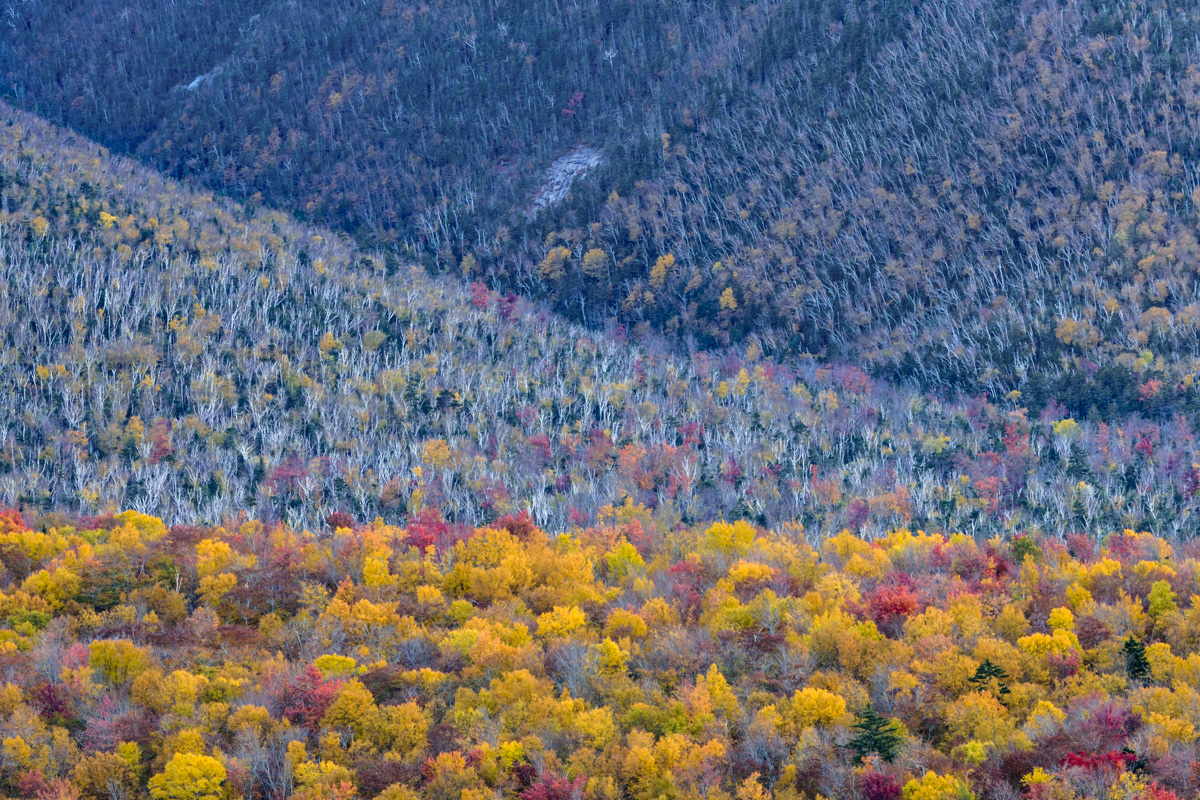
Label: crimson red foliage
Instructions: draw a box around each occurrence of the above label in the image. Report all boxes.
[281,665,343,728]
[470,282,489,309]
[857,583,919,638]
[1047,649,1081,678]
[405,508,450,551]
[496,510,538,540]
[31,683,72,724]
[326,510,357,531]
[521,775,586,800]
[1063,750,1135,770]
[861,771,901,800]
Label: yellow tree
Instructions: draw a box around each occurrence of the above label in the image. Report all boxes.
[148,753,226,800]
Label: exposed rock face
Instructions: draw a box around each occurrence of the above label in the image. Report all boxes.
[184,66,224,91]
[179,14,260,92]
[532,146,601,214]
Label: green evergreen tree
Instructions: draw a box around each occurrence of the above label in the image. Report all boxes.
[846,703,902,764]
[1123,635,1150,683]
[968,658,1011,696]
[1067,445,1092,480]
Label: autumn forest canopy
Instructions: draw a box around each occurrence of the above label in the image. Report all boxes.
[4,0,1200,798]
[0,509,1194,800]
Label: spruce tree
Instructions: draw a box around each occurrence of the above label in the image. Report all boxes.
[968,659,1011,696]
[846,703,902,764]
[1123,635,1150,683]
[1068,445,1092,480]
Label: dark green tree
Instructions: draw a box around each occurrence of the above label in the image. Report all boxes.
[968,659,1011,696]
[1123,635,1150,683]
[846,703,902,764]
[1011,536,1040,564]
[1067,445,1093,480]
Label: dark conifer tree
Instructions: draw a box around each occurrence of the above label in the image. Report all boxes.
[1123,636,1150,684]
[846,703,902,764]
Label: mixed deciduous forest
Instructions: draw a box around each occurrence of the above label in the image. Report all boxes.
[4,1,1200,799]
[0,510,1194,800]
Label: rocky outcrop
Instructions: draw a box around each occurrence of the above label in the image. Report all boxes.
[532,146,601,214]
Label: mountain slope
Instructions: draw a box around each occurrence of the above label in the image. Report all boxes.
[3,101,1200,542]
[8,0,1200,400]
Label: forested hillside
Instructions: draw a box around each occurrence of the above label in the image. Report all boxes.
[0,510,1193,800]
[5,100,1200,542]
[5,4,1200,799]
[9,0,1200,398]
